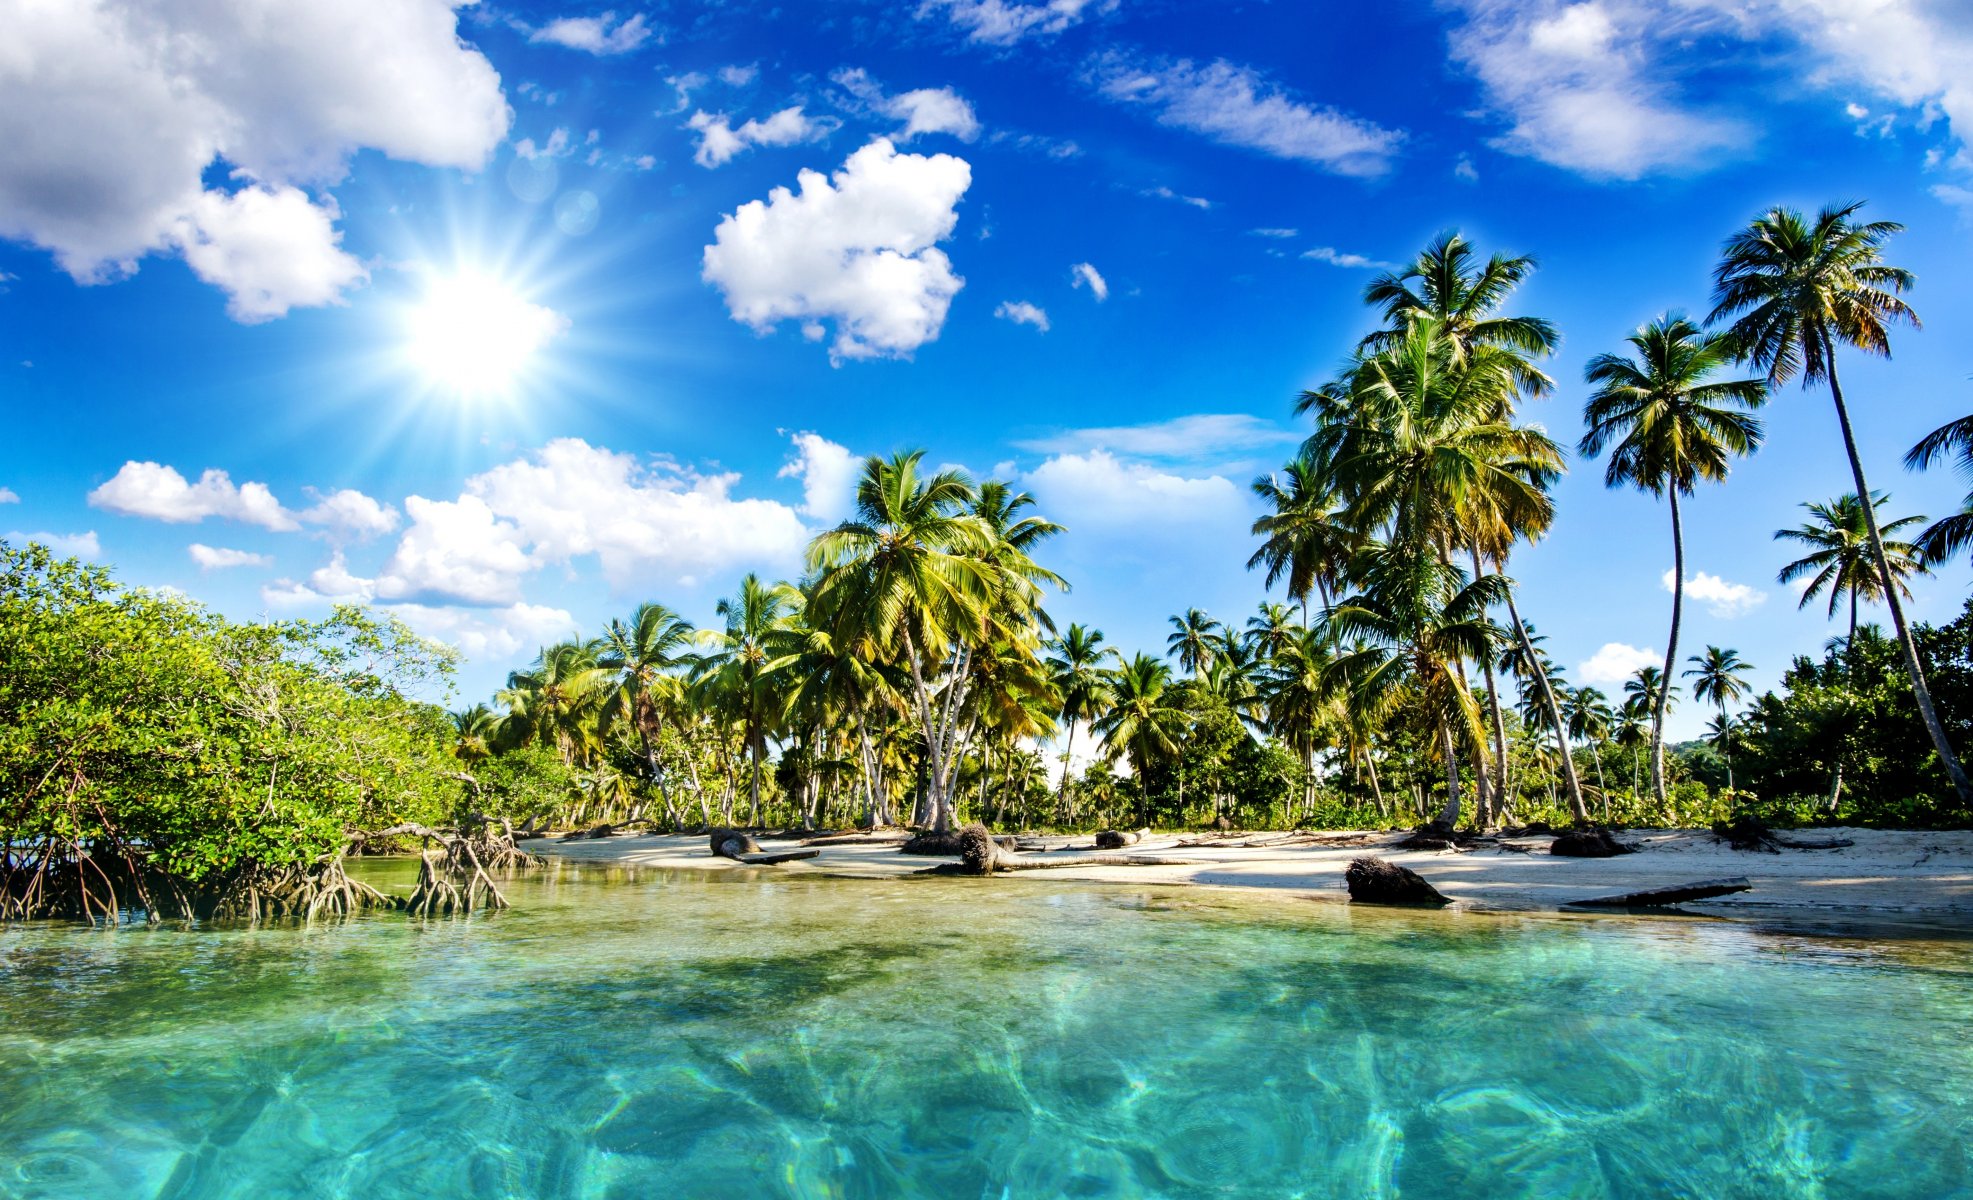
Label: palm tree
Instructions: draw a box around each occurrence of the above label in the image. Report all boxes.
[1092,653,1185,824]
[1580,314,1766,809]
[699,573,802,825]
[1906,406,1973,567]
[594,602,697,806]
[1262,627,1342,821]
[1244,602,1300,658]
[1710,201,1971,804]
[496,640,611,765]
[1043,623,1116,821]
[1684,646,1753,791]
[1248,457,1354,618]
[1775,493,1928,659]
[1166,608,1221,677]
[1613,699,1650,797]
[807,452,997,831]
[1358,229,1559,399]
[450,705,499,764]
[1564,686,1614,800]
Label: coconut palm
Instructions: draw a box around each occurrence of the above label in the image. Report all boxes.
[1357,230,1559,399]
[1684,646,1753,791]
[1092,653,1186,823]
[807,452,997,831]
[1906,405,1973,567]
[1166,608,1222,677]
[1613,700,1650,797]
[1261,626,1342,820]
[1248,456,1354,618]
[1564,686,1614,799]
[1775,493,1929,656]
[1244,602,1300,658]
[698,573,803,825]
[450,705,499,764]
[1710,201,1970,803]
[594,602,697,798]
[496,640,612,765]
[1044,623,1117,821]
[1580,313,1766,808]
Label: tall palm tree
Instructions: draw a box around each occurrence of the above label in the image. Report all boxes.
[594,602,697,800]
[496,640,611,765]
[1903,409,1973,567]
[1775,493,1928,657]
[699,573,802,824]
[1580,313,1766,808]
[1043,623,1116,820]
[1358,229,1559,399]
[1166,608,1222,677]
[1684,646,1753,791]
[1564,686,1614,800]
[1244,602,1300,658]
[807,452,997,831]
[1262,627,1342,820]
[1248,456,1354,618]
[1613,699,1650,797]
[1710,201,1971,804]
[1092,653,1185,824]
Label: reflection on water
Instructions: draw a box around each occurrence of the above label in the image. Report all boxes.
[1,862,1969,1199]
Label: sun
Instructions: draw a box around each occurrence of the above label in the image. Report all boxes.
[404,270,568,396]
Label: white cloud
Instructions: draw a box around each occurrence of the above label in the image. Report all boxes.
[832,70,982,142]
[0,0,507,318]
[779,432,861,523]
[373,495,533,606]
[5,530,100,559]
[170,186,366,323]
[1016,414,1297,459]
[89,462,299,531]
[384,602,581,661]
[1662,567,1768,618]
[1021,451,1250,553]
[701,138,972,363]
[300,488,400,541]
[188,543,272,570]
[687,106,836,168]
[1578,641,1662,685]
[719,64,760,87]
[1445,0,1749,179]
[994,300,1050,331]
[528,12,654,55]
[1250,227,1299,239]
[515,128,574,160]
[261,551,376,607]
[919,0,1106,44]
[1070,261,1108,301]
[0,487,17,504]
[1303,246,1399,269]
[1142,185,1212,209]
[1454,154,1480,181]
[1088,51,1402,175]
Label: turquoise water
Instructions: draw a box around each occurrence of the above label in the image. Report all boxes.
[2,862,1970,1199]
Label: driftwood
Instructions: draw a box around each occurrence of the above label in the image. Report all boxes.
[1345,856,1450,906]
[1714,817,1854,853]
[559,823,618,843]
[1569,877,1753,908]
[899,829,1017,856]
[708,829,818,866]
[1550,829,1635,857]
[801,832,913,846]
[919,825,1194,875]
[1094,828,1149,850]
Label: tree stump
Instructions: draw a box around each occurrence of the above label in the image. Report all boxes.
[709,829,763,860]
[1344,856,1451,906]
[1550,829,1635,857]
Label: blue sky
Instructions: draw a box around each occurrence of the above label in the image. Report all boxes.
[3,0,1972,738]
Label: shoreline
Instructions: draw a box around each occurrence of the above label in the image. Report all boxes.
[527,825,1973,926]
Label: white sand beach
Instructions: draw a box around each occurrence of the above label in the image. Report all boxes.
[529,826,1973,921]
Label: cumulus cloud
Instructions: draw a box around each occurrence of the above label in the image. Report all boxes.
[1578,641,1662,685]
[381,602,581,661]
[833,69,982,142]
[5,530,101,559]
[994,300,1050,331]
[719,64,760,87]
[779,432,861,523]
[528,11,654,55]
[0,0,507,317]
[1662,567,1767,618]
[702,138,972,363]
[0,487,17,504]
[687,106,836,168]
[188,543,272,570]
[1021,451,1250,556]
[1087,50,1402,175]
[374,495,533,605]
[1303,246,1399,269]
[1016,414,1297,459]
[1070,261,1108,300]
[300,488,400,541]
[1445,0,1748,179]
[89,463,299,531]
[919,0,1107,45]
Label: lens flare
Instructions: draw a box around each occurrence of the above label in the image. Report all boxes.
[404,271,569,396]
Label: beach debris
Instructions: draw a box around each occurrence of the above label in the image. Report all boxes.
[1344,856,1451,906]
[1569,877,1753,908]
[1712,817,1854,853]
[916,825,1195,876]
[559,823,618,843]
[707,828,820,866]
[900,829,1016,856]
[1094,828,1149,849]
[1497,821,1554,838]
[801,831,912,846]
[1550,829,1636,857]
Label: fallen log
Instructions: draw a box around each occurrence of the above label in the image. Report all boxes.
[1776,836,1855,851]
[738,849,820,866]
[1551,829,1635,857]
[1344,856,1450,906]
[924,825,1193,875]
[800,832,913,846]
[1568,877,1753,908]
[1094,828,1149,849]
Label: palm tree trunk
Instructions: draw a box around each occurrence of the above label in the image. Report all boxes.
[1364,743,1386,817]
[1654,487,1685,814]
[1503,586,1591,823]
[1435,721,1462,828]
[1471,549,1514,828]
[1823,348,1973,805]
[1057,715,1078,822]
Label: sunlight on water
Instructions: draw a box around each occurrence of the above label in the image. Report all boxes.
[2,863,1969,1199]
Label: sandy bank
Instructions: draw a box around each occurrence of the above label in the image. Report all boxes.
[527,826,1973,921]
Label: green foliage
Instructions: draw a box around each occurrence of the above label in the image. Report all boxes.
[0,543,460,916]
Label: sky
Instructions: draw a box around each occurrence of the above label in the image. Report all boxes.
[3,0,1972,740]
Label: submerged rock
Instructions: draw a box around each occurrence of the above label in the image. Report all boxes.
[708,829,762,858]
[1549,829,1635,858]
[1345,856,1451,906]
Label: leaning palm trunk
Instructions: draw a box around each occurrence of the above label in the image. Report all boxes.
[1471,548,1515,821]
[1435,721,1462,828]
[1503,584,1592,823]
[901,633,975,831]
[1654,488,1685,814]
[1823,349,1973,805]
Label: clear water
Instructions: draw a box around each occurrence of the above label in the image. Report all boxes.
[2,862,1970,1199]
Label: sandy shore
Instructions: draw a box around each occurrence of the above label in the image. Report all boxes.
[527,826,1973,922]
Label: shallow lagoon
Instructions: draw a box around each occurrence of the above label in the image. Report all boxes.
[2,861,1970,1199]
